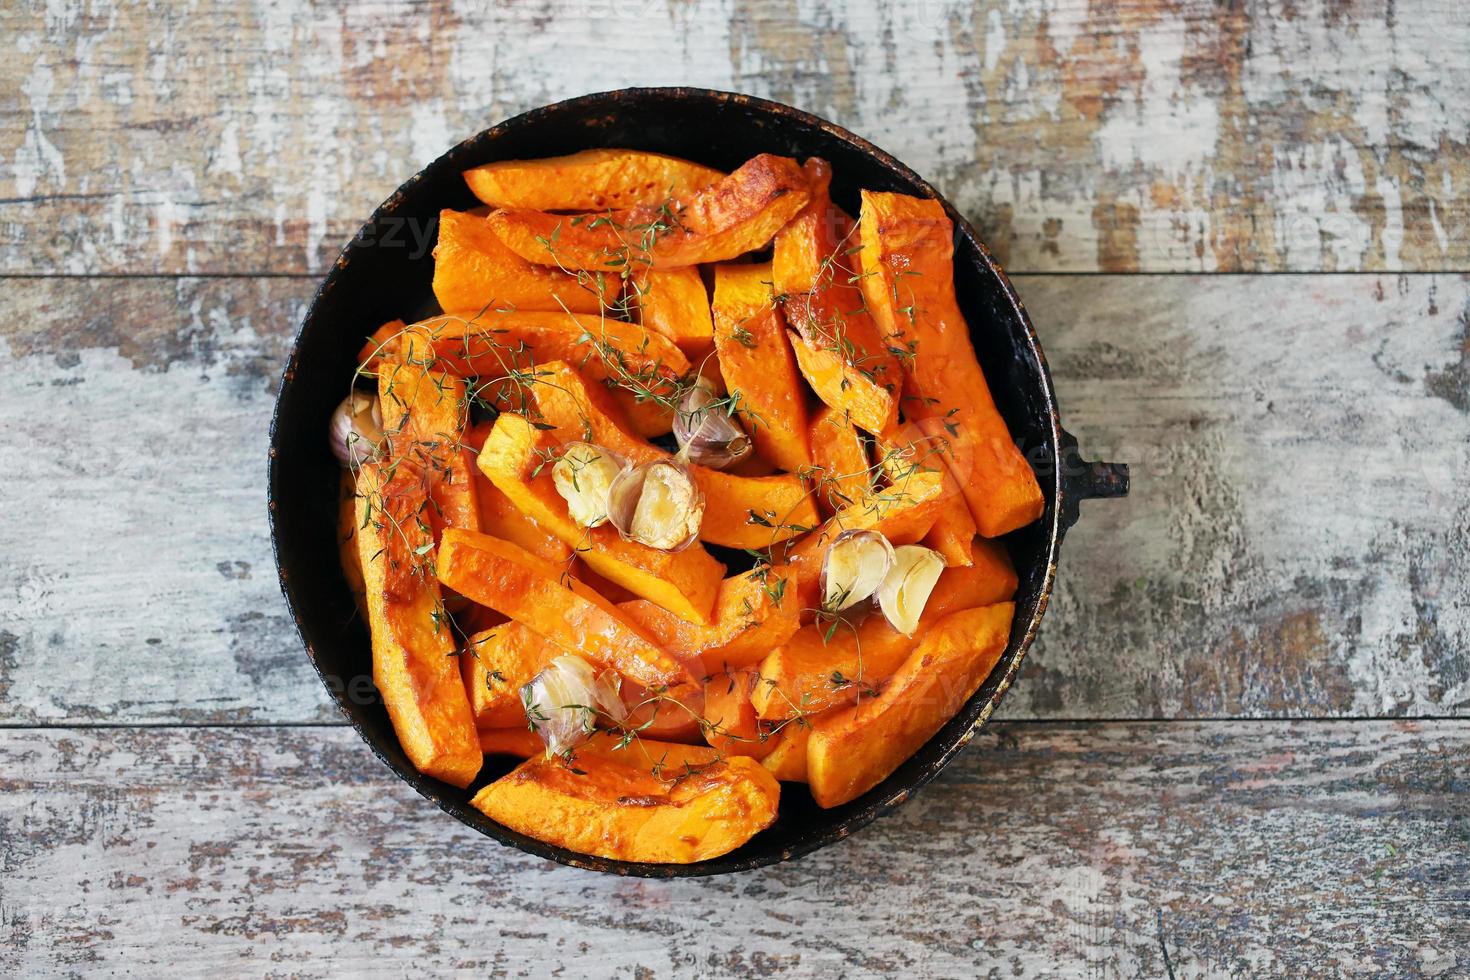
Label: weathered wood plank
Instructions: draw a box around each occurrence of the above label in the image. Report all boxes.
[1010,271,1470,720]
[1,274,1465,723]
[2,0,1467,275]
[0,721,1464,977]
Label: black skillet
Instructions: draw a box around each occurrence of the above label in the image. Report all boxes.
[268,88,1129,877]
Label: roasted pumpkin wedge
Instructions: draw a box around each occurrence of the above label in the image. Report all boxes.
[619,564,799,676]
[877,419,978,566]
[702,670,778,760]
[387,310,686,438]
[486,153,811,271]
[922,498,980,566]
[773,159,900,436]
[337,469,367,619]
[463,148,723,211]
[376,355,480,537]
[460,622,558,729]
[355,463,481,788]
[465,422,572,565]
[478,413,725,625]
[472,754,780,864]
[618,680,708,744]
[712,263,812,473]
[436,528,696,697]
[751,541,1018,721]
[633,265,716,364]
[530,361,820,550]
[760,721,813,783]
[358,317,406,370]
[807,406,873,516]
[477,727,721,777]
[432,209,614,315]
[857,191,1044,537]
[807,602,1015,808]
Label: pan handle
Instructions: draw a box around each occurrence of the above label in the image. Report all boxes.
[1057,427,1129,533]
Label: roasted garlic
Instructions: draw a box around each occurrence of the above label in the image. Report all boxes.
[819,528,895,613]
[521,654,628,758]
[607,459,705,551]
[552,442,625,529]
[328,390,384,468]
[876,544,946,635]
[672,378,753,470]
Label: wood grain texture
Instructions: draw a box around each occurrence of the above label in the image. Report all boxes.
[2,0,1468,275]
[2,274,1465,724]
[0,722,1464,977]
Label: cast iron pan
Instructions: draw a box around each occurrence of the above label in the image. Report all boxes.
[268,88,1129,877]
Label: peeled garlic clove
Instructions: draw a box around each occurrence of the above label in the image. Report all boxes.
[329,390,384,468]
[552,442,625,529]
[521,654,627,758]
[876,545,946,636]
[672,378,752,470]
[607,459,705,551]
[819,529,896,613]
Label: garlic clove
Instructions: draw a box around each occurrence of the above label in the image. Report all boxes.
[819,529,896,613]
[521,654,628,758]
[329,390,384,468]
[607,459,705,551]
[552,442,625,529]
[876,545,946,636]
[672,377,753,470]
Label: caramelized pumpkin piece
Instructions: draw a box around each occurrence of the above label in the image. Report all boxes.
[751,542,1018,721]
[877,419,978,566]
[393,310,687,438]
[487,153,811,271]
[712,263,812,473]
[465,423,572,565]
[703,670,778,760]
[337,469,367,619]
[807,602,1015,808]
[857,191,1044,537]
[634,265,716,364]
[468,566,803,728]
[355,464,481,788]
[618,681,708,744]
[460,623,557,729]
[376,355,480,537]
[477,727,720,778]
[358,317,406,370]
[436,528,696,697]
[478,413,725,625]
[774,159,900,436]
[432,209,613,315]
[531,361,820,550]
[760,721,812,783]
[472,753,779,864]
[463,148,723,211]
[620,565,799,676]
[807,406,873,516]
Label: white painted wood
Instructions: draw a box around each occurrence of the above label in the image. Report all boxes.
[0,722,1464,977]
[2,0,1467,274]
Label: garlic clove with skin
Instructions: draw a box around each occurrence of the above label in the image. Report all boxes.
[876,545,947,636]
[521,654,628,759]
[552,442,625,529]
[607,459,705,551]
[819,529,896,613]
[672,378,753,470]
[329,390,384,468]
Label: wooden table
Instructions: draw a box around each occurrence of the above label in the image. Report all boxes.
[3,2,1466,975]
